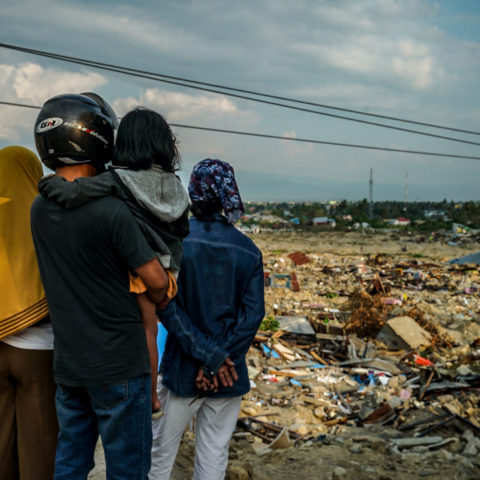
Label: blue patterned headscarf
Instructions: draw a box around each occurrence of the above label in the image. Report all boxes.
[188,159,244,224]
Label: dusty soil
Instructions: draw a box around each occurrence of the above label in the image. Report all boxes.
[89,230,480,480]
[171,428,479,480]
[251,230,479,261]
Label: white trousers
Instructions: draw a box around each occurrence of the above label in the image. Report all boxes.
[150,377,242,480]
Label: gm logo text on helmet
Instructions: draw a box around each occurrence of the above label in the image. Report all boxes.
[35,117,64,133]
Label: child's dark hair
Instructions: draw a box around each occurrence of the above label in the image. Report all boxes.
[113,107,180,172]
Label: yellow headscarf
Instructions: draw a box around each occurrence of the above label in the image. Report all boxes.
[0,146,49,338]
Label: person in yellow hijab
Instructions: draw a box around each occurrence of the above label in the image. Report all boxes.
[0,146,58,480]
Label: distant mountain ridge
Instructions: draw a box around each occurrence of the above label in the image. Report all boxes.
[234,170,479,202]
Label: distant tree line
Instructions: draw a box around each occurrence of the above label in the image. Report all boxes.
[243,200,480,230]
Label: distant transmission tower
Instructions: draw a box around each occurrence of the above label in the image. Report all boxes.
[369,168,373,218]
[405,170,409,203]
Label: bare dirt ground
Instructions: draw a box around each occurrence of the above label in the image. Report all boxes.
[89,230,480,480]
[251,229,479,261]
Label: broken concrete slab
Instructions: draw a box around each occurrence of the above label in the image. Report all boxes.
[376,316,432,350]
[276,316,315,335]
[391,436,444,449]
[268,425,293,449]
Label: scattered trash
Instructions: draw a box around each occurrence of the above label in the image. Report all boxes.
[288,251,310,266]
[236,240,480,470]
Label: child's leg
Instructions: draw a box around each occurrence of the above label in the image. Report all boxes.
[136,292,161,413]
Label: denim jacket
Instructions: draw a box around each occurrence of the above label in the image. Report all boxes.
[159,214,265,397]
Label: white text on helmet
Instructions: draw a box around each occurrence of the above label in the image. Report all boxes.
[63,121,109,145]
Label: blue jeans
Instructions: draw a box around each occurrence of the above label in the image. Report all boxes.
[54,374,152,480]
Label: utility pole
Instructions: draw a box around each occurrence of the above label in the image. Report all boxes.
[369,168,373,218]
[405,170,409,203]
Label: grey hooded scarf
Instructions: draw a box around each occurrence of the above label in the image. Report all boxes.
[38,166,190,273]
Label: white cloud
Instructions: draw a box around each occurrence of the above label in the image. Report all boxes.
[283,130,297,139]
[391,40,436,89]
[8,62,106,104]
[282,130,314,156]
[112,87,260,159]
[0,62,106,140]
[295,34,439,90]
[114,88,245,120]
[294,82,403,111]
[2,1,210,65]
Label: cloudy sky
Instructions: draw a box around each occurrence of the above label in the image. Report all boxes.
[1,0,480,201]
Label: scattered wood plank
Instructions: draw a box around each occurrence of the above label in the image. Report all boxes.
[418,370,435,401]
[272,342,296,361]
[309,350,329,365]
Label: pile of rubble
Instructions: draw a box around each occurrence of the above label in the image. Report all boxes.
[231,248,480,478]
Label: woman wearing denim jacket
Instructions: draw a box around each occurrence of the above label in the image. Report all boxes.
[151,159,265,480]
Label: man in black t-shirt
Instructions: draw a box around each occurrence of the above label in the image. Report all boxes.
[31,94,168,480]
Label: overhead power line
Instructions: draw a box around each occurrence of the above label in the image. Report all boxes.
[1,101,40,110]
[3,43,478,136]
[3,100,480,161]
[2,43,480,147]
[2,43,478,136]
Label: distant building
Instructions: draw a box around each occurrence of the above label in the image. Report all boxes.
[387,217,411,226]
[238,224,260,234]
[353,222,370,230]
[424,210,446,219]
[312,217,336,227]
[312,216,328,225]
[452,223,468,234]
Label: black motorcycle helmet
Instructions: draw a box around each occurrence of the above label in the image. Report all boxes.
[34,93,118,171]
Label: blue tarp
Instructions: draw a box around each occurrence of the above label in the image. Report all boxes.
[449,251,480,265]
[157,323,168,368]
